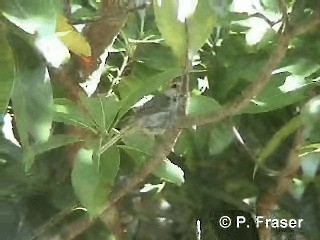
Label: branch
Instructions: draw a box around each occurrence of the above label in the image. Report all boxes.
[31,214,92,240]
[104,127,181,212]
[257,127,305,240]
[183,31,291,127]
[49,0,127,100]
[291,11,320,36]
[183,11,320,129]
[32,126,182,240]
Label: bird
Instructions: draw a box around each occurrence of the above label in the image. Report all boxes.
[131,83,180,135]
[100,81,181,154]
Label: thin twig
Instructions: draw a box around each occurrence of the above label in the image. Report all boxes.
[278,0,288,31]
[107,54,129,96]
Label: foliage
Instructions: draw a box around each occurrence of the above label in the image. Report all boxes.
[0,0,320,239]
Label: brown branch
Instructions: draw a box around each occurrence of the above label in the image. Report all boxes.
[84,2,126,62]
[257,127,305,240]
[183,11,320,129]
[291,12,320,36]
[32,214,92,240]
[32,126,182,240]
[50,1,127,96]
[183,31,292,127]
[103,126,182,212]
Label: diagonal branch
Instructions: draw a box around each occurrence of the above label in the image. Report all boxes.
[32,123,182,240]
[182,34,291,128]
[183,12,320,129]
[185,33,291,127]
[103,126,182,213]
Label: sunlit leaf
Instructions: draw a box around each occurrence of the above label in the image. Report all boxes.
[99,145,120,186]
[187,95,221,116]
[72,146,120,218]
[56,14,92,57]
[118,68,181,117]
[154,0,217,64]
[154,158,185,186]
[273,59,320,78]
[243,74,314,113]
[122,131,155,155]
[31,134,83,155]
[79,94,121,133]
[187,0,216,56]
[153,0,187,63]
[1,0,61,37]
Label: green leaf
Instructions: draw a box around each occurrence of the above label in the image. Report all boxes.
[72,146,120,218]
[0,28,15,114]
[154,0,217,64]
[53,98,97,133]
[1,0,61,37]
[187,95,221,116]
[136,44,180,71]
[253,115,301,177]
[32,134,82,155]
[243,74,313,113]
[153,0,187,63]
[118,68,181,117]
[0,138,24,198]
[10,34,53,147]
[300,143,320,156]
[99,145,120,186]
[119,145,149,166]
[23,134,82,171]
[153,158,185,186]
[187,0,216,55]
[79,94,121,133]
[209,123,234,155]
[122,132,155,156]
[273,59,320,78]
[22,146,36,172]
